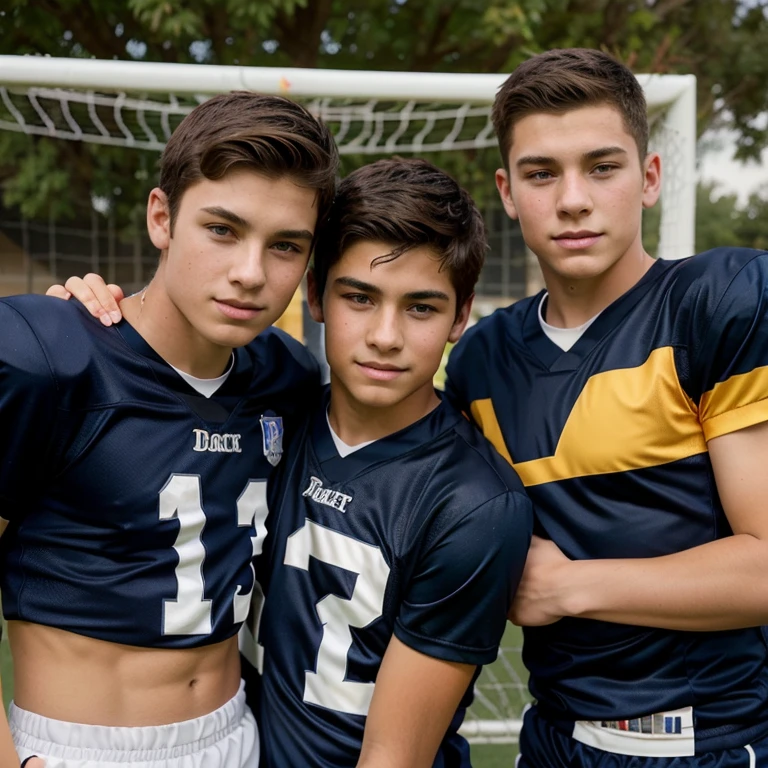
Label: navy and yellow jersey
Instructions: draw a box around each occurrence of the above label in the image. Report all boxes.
[445,247,768,751]
[0,294,318,649]
[251,390,533,767]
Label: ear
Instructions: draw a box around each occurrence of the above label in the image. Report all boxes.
[495,167,519,221]
[306,270,324,323]
[448,294,474,344]
[146,188,171,252]
[641,152,662,209]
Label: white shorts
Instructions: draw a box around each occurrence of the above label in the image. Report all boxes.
[11,681,259,768]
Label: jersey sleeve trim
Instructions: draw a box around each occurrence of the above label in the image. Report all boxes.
[393,620,499,666]
[700,366,768,441]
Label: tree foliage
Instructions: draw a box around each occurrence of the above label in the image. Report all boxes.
[1,0,768,223]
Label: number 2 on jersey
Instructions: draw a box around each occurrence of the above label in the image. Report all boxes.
[158,474,268,636]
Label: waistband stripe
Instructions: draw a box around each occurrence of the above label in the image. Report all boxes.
[572,707,694,758]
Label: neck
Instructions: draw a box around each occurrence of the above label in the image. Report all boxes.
[327,380,440,445]
[543,248,655,328]
[120,282,233,379]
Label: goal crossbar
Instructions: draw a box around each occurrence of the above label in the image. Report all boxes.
[0,54,695,107]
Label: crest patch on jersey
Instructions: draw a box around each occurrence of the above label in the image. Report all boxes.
[260,414,284,466]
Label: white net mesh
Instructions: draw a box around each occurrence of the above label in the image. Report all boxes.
[0,87,497,155]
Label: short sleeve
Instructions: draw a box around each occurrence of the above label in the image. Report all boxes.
[678,250,768,441]
[0,301,59,521]
[394,490,532,666]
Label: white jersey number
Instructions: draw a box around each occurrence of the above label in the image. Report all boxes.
[284,520,390,716]
[159,474,268,636]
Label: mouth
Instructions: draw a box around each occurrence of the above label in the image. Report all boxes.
[553,231,603,250]
[356,361,407,381]
[214,299,265,321]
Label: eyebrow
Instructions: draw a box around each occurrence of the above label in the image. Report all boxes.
[334,276,450,301]
[201,206,249,228]
[201,207,313,240]
[516,146,628,168]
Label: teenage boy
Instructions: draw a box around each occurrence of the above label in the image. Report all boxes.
[445,48,768,766]
[255,158,532,767]
[58,158,534,768]
[0,90,337,768]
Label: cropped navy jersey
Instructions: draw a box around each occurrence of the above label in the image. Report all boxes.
[445,247,768,752]
[251,391,532,767]
[0,295,318,649]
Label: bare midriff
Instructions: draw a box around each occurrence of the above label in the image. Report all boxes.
[8,621,242,726]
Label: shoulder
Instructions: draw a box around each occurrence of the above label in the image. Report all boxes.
[245,327,320,391]
[433,404,532,519]
[453,295,536,359]
[0,296,103,378]
[667,247,768,307]
[446,296,538,399]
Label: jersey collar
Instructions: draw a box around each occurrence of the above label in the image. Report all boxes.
[310,386,463,481]
[522,258,674,372]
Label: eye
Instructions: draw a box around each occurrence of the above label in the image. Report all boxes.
[528,170,554,181]
[410,304,437,316]
[272,241,303,254]
[593,163,616,175]
[344,293,372,306]
[208,224,232,237]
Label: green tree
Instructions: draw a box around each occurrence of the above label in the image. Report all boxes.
[734,183,768,251]
[695,180,742,253]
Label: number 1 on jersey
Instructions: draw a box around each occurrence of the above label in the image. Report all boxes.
[159,474,212,635]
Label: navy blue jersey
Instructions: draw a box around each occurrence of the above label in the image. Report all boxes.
[445,247,768,752]
[0,295,318,649]
[252,391,532,767]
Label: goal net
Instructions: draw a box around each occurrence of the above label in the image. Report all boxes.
[0,55,697,743]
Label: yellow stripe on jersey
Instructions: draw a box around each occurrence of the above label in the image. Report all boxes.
[700,365,768,441]
[470,399,514,465]
[471,347,707,487]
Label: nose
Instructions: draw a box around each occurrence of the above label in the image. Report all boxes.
[366,305,404,352]
[557,171,593,218]
[228,244,267,290]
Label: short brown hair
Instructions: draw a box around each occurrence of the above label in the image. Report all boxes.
[492,48,649,166]
[312,158,487,313]
[159,91,338,233]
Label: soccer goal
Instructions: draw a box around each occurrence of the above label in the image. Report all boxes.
[0,54,697,743]
[0,54,696,264]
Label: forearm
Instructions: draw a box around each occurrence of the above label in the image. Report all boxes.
[562,533,768,630]
[357,638,473,768]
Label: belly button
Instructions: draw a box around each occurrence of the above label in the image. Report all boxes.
[189,678,198,689]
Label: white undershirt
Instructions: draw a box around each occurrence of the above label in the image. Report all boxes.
[326,409,377,457]
[538,293,602,352]
[170,354,235,398]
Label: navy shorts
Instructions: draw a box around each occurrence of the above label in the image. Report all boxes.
[518,706,768,768]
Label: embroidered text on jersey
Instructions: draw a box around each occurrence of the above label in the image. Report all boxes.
[302,476,353,512]
[192,429,242,453]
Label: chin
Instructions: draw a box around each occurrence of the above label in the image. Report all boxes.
[208,325,268,349]
[552,255,618,281]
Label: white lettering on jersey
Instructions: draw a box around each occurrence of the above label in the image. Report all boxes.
[302,476,353,513]
[192,429,242,453]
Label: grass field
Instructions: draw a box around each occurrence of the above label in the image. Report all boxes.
[0,621,525,767]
